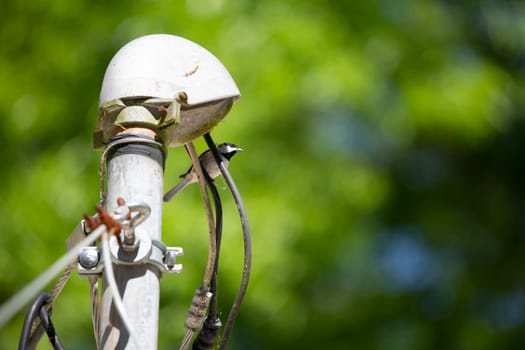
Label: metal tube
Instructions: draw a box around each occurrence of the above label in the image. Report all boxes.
[98,140,165,350]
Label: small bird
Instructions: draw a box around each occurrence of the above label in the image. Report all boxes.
[164,143,242,202]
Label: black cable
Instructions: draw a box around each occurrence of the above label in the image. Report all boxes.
[204,175,222,319]
[192,154,223,350]
[203,133,252,350]
[38,303,64,350]
[18,292,64,350]
[19,293,48,350]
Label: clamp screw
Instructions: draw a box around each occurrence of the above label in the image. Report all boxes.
[164,250,177,268]
[79,248,99,269]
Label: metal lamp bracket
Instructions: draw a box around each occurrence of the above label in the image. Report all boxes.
[94,97,181,147]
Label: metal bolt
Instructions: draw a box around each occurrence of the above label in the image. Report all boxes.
[178,91,188,103]
[79,248,99,269]
[164,250,177,268]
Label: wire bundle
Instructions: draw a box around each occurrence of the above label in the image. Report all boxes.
[179,133,252,350]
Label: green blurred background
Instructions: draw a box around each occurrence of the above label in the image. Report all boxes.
[1,0,525,349]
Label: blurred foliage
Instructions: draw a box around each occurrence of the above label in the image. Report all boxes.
[1,0,525,349]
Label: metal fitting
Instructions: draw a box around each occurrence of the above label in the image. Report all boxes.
[94,98,181,147]
[118,201,151,250]
[78,247,101,270]
[164,249,179,268]
[77,200,183,276]
[77,233,183,276]
[185,287,213,331]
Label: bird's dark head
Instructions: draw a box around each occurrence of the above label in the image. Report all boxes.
[217,143,242,160]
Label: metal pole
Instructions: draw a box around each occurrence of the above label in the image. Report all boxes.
[98,138,165,349]
[93,34,242,350]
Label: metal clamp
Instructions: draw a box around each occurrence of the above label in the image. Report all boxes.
[78,236,183,276]
[77,201,183,276]
[94,97,181,148]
